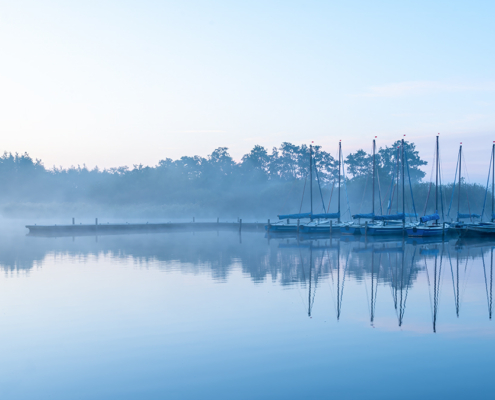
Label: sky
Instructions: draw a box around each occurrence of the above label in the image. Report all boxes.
[0,0,494,182]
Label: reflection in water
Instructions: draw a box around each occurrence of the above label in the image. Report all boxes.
[481,248,493,319]
[272,234,494,332]
[3,230,495,333]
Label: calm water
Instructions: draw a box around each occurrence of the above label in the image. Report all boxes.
[0,228,494,399]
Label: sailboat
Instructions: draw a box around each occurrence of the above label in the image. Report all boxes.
[266,144,316,232]
[341,137,379,235]
[461,142,495,237]
[407,135,445,237]
[448,143,481,235]
[300,141,346,234]
[364,138,418,236]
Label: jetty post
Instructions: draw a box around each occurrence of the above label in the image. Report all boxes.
[365,221,368,237]
[330,220,333,236]
[267,219,271,231]
[95,218,98,225]
[239,219,242,232]
[72,218,75,225]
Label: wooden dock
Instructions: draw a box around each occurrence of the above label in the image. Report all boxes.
[26,221,265,237]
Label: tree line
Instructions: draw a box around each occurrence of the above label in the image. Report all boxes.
[0,141,489,220]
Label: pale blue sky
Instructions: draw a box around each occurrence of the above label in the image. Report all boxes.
[0,0,494,181]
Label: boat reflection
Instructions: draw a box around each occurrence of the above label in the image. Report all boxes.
[2,230,494,333]
[273,234,494,332]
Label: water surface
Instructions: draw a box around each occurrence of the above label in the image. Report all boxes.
[0,229,493,399]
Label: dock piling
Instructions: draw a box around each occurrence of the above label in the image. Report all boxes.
[72,218,75,225]
[239,219,242,232]
[330,220,333,236]
[365,221,368,237]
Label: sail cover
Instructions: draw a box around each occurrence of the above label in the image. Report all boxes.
[420,213,440,223]
[312,212,340,219]
[458,213,481,219]
[352,213,374,219]
[278,213,312,220]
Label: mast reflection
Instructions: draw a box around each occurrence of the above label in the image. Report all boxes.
[4,230,495,331]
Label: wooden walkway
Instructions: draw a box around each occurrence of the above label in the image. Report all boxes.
[26,221,265,237]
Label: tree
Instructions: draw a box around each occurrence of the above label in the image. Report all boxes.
[345,140,427,184]
[345,149,372,178]
[241,145,269,173]
[378,140,426,184]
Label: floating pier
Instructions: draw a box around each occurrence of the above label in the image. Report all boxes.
[26,219,263,237]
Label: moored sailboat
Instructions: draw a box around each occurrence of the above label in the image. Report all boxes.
[300,141,346,234]
[362,138,418,236]
[266,144,316,232]
[448,143,483,236]
[407,134,445,237]
[341,137,379,235]
[461,141,495,238]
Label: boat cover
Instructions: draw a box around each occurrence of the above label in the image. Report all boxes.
[278,213,312,220]
[352,213,416,220]
[312,212,340,219]
[420,213,440,223]
[458,213,481,219]
[352,213,374,219]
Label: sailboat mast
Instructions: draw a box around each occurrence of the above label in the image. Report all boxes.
[457,144,462,222]
[338,141,341,223]
[435,135,439,223]
[310,144,313,218]
[402,139,405,217]
[372,139,376,219]
[396,146,400,214]
[492,142,494,222]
